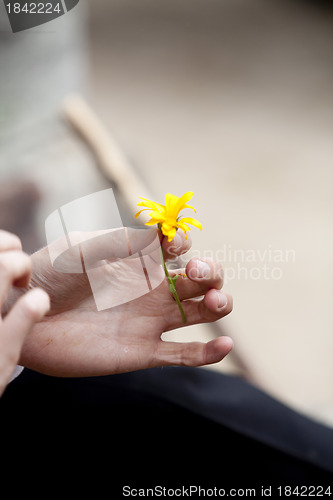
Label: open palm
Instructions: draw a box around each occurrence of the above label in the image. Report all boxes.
[18,228,233,377]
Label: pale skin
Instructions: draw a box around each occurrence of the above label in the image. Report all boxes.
[0,230,50,396]
[1,227,233,383]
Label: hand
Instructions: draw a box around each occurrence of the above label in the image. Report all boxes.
[6,228,233,377]
[0,230,50,396]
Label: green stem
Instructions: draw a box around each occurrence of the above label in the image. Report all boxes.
[160,246,187,324]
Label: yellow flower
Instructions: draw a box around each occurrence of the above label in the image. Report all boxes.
[135,191,203,242]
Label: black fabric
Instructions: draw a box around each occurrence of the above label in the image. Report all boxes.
[1,367,332,495]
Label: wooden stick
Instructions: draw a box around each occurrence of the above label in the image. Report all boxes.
[62,94,152,219]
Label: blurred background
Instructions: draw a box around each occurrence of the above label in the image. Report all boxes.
[0,0,332,426]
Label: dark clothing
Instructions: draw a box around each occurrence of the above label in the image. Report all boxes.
[1,366,332,495]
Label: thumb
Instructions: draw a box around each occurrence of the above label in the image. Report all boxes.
[154,336,233,368]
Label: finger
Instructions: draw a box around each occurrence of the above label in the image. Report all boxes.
[164,288,233,332]
[161,230,192,261]
[0,251,32,309]
[50,227,189,274]
[172,258,224,301]
[0,288,50,393]
[155,335,233,368]
[52,227,159,273]
[0,230,22,252]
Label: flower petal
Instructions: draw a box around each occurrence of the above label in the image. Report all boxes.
[178,221,191,233]
[179,217,203,230]
[165,193,180,217]
[147,210,166,221]
[183,204,196,212]
[137,198,165,212]
[145,219,163,226]
[161,226,177,242]
[162,221,175,232]
[135,208,151,218]
[174,191,194,214]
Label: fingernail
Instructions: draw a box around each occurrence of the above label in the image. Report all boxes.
[217,291,228,309]
[195,260,210,278]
